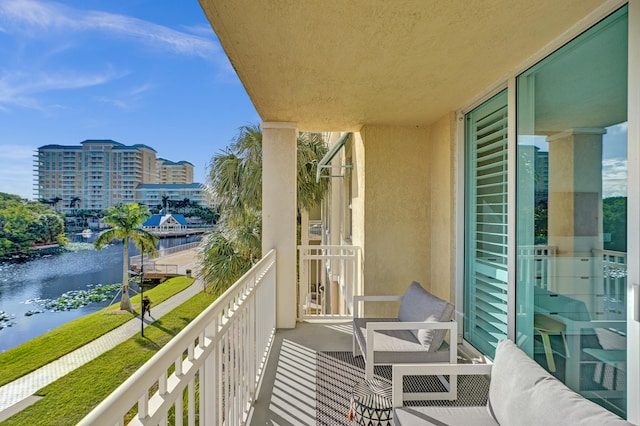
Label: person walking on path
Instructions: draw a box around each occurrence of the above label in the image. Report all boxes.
[143,296,152,317]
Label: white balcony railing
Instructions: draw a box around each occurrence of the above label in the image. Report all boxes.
[79,250,277,426]
[517,245,556,290]
[594,249,627,320]
[298,245,362,319]
[519,246,627,320]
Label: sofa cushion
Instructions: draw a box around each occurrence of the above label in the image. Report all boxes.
[489,339,633,425]
[488,339,555,424]
[353,318,451,364]
[397,281,454,352]
[530,374,633,425]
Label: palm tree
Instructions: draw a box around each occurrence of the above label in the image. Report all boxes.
[161,195,170,212]
[69,196,81,212]
[94,203,158,311]
[50,196,63,211]
[181,197,191,214]
[38,198,53,207]
[198,124,329,294]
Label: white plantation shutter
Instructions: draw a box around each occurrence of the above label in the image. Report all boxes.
[464,90,508,357]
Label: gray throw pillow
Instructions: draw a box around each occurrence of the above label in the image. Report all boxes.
[397,281,454,351]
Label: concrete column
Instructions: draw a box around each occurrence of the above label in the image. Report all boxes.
[547,128,605,254]
[261,122,298,328]
[547,128,605,303]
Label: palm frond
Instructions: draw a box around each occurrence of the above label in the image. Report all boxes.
[197,231,251,294]
[201,126,330,294]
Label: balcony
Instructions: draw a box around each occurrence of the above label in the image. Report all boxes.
[80,244,629,424]
[80,250,278,425]
[79,246,368,425]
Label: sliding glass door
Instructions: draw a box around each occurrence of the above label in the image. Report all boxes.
[516,6,628,416]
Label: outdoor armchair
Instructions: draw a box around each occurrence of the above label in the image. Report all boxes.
[352,282,457,387]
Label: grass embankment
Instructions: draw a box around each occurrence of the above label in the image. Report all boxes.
[0,276,194,387]
[2,289,219,425]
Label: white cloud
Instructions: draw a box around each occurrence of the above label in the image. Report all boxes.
[184,24,217,38]
[129,82,153,97]
[3,68,126,94]
[0,0,235,111]
[0,68,129,110]
[0,144,36,159]
[95,81,154,111]
[602,158,627,198]
[95,96,130,110]
[607,122,628,135]
[0,0,221,59]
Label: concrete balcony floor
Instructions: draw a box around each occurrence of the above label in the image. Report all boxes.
[247,321,491,425]
[249,321,354,425]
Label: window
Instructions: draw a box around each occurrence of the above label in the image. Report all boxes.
[516,6,628,416]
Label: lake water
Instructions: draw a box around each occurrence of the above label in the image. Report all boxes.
[0,233,200,352]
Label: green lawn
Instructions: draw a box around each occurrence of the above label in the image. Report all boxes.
[0,276,195,387]
[1,290,219,425]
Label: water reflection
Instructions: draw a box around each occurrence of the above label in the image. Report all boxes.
[0,234,199,352]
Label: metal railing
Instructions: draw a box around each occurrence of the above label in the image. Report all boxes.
[79,250,277,426]
[298,245,362,319]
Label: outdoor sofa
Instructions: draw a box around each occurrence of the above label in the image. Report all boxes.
[392,339,634,426]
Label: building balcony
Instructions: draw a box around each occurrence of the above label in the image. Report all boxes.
[79,246,372,425]
[79,243,629,425]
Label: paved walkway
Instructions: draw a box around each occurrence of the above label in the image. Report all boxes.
[0,249,202,421]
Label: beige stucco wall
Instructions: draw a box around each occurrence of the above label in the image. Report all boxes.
[359,125,431,317]
[427,113,457,303]
[347,117,456,317]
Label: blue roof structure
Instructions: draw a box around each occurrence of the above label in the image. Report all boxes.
[142,213,187,227]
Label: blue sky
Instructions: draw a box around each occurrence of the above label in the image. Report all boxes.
[0,0,260,200]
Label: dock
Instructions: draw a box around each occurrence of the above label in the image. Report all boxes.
[130,243,199,282]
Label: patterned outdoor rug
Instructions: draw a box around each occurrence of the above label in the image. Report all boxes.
[316,351,490,425]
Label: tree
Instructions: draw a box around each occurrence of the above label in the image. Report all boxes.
[603,196,627,252]
[38,198,55,208]
[161,195,170,212]
[188,205,219,224]
[69,196,81,213]
[180,198,191,214]
[94,203,158,311]
[0,193,66,257]
[50,196,63,211]
[198,124,329,294]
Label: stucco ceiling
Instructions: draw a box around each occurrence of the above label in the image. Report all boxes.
[199,0,614,132]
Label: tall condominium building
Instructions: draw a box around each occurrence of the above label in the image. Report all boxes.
[518,144,550,207]
[157,159,195,184]
[34,140,199,212]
